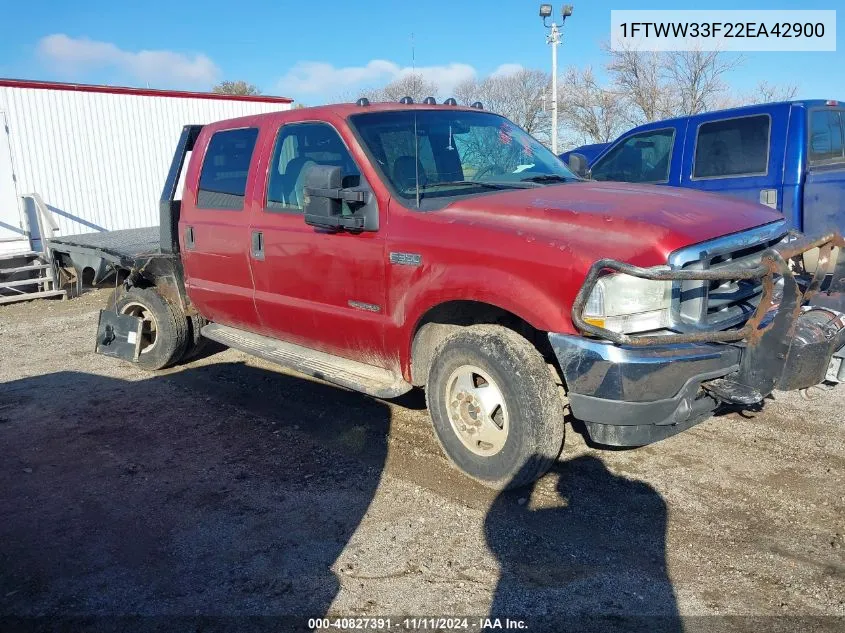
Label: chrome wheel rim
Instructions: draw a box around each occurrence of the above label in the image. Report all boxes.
[445,365,509,456]
[120,301,158,354]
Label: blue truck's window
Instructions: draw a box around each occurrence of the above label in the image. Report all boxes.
[197,128,259,210]
[809,110,845,165]
[266,122,360,213]
[693,115,770,179]
[590,128,675,184]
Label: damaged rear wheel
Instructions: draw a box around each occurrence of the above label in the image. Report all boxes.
[109,286,188,370]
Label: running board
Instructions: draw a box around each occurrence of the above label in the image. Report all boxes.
[201,323,412,398]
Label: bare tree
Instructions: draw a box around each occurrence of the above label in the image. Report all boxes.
[753,80,799,103]
[604,43,746,122]
[605,45,673,124]
[361,73,439,103]
[664,49,744,116]
[559,66,629,144]
[452,78,481,107]
[452,70,551,137]
[212,80,262,96]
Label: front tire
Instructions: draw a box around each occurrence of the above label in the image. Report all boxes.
[425,325,566,490]
[110,286,189,370]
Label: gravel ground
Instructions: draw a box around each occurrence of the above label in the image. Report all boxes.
[0,290,843,632]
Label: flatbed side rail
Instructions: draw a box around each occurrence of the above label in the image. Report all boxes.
[571,232,845,347]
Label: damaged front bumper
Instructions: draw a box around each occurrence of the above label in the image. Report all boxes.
[552,231,845,447]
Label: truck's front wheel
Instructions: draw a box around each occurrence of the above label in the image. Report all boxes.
[425,325,566,490]
[111,287,189,370]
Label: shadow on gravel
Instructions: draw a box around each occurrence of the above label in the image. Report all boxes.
[485,456,681,633]
[0,364,390,627]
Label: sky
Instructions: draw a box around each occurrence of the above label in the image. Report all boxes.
[0,0,841,104]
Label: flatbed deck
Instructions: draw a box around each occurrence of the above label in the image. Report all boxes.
[48,227,161,286]
[49,227,160,264]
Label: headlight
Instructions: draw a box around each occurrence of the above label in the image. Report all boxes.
[582,268,672,334]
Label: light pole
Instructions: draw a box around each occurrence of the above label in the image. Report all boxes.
[540,4,573,154]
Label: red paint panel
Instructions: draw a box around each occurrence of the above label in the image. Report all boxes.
[179,129,261,330]
[177,104,784,383]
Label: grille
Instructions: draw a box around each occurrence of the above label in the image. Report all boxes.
[669,221,787,331]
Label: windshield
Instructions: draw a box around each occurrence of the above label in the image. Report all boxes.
[349,110,577,204]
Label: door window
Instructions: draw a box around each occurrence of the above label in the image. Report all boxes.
[809,109,845,165]
[197,128,259,210]
[591,128,675,183]
[266,123,361,212]
[693,115,770,179]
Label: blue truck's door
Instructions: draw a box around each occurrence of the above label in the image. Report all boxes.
[679,108,786,211]
[803,106,845,235]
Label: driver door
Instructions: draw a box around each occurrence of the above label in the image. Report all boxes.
[248,121,390,363]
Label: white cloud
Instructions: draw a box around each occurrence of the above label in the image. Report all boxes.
[37,34,220,88]
[491,63,524,77]
[399,63,477,95]
[278,59,480,98]
[278,59,400,94]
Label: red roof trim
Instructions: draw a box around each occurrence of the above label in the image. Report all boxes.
[0,78,293,104]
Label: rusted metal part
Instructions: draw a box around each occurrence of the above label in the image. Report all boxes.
[701,377,762,405]
[733,250,802,395]
[125,254,196,316]
[803,242,833,303]
[571,231,845,348]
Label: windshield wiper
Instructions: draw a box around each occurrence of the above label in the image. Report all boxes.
[421,180,517,190]
[520,174,571,184]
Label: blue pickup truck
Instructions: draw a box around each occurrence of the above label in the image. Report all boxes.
[565,100,845,237]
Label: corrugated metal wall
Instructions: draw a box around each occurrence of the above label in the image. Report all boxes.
[0,87,291,236]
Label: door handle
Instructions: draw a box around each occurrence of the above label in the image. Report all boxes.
[184,226,195,250]
[251,231,264,260]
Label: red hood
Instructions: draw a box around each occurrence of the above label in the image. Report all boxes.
[439,181,784,263]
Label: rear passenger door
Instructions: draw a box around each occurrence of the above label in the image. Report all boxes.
[179,127,262,329]
[590,125,683,186]
[681,112,783,209]
[804,107,845,235]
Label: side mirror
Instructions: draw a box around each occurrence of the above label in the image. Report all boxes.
[568,153,590,179]
[303,165,342,226]
[303,165,377,232]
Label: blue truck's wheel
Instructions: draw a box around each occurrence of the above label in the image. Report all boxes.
[425,325,566,489]
[110,286,189,370]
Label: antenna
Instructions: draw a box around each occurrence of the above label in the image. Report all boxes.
[411,32,421,208]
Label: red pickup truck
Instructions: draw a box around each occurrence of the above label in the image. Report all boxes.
[71,100,844,489]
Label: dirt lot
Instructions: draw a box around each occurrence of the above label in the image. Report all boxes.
[1,290,843,631]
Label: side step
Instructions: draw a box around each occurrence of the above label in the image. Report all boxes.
[201,323,413,399]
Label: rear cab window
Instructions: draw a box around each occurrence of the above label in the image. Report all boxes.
[693,115,771,179]
[197,128,260,210]
[590,128,675,184]
[809,109,845,165]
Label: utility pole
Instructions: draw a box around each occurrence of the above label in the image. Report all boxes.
[540,4,573,154]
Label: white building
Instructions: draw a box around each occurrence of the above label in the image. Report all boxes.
[0,79,293,255]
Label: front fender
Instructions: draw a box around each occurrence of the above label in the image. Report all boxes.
[390,263,577,377]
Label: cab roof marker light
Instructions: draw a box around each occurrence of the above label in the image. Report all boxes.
[826,100,839,106]
[443,97,458,106]
[423,96,437,105]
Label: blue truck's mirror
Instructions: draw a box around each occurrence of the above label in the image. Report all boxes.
[568,153,589,179]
